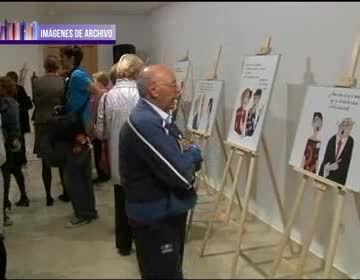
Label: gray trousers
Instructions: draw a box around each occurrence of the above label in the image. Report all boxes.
[63,147,97,220]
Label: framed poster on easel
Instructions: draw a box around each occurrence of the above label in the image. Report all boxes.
[187,79,224,137]
[200,38,289,280]
[290,86,360,191]
[227,54,280,152]
[272,38,360,279]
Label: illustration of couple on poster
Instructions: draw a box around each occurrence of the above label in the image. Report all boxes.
[191,94,214,134]
[234,87,264,137]
[301,113,355,185]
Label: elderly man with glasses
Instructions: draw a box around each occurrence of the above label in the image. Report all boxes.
[118,64,202,279]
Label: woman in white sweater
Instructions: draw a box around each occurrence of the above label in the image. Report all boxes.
[95,54,144,256]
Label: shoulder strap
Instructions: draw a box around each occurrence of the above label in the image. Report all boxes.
[127,117,192,189]
[64,66,79,101]
[102,93,108,139]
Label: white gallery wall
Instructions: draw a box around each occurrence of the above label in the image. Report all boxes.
[150,2,360,278]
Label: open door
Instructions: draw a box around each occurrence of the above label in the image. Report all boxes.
[43,45,98,75]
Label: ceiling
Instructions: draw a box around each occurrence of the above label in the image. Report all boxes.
[0,2,168,16]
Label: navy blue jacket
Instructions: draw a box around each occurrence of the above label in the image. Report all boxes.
[119,99,202,225]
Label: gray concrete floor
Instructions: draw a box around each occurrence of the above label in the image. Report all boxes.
[3,133,350,279]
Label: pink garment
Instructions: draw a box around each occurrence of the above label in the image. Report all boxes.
[91,83,113,114]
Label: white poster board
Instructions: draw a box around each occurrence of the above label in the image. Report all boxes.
[227,54,280,152]
[187,80,223,136]
[174,60,191,102]
[289,86,360,192]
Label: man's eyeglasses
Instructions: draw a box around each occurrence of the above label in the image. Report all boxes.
[156,80,184,93]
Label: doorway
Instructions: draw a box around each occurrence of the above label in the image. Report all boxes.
[43,45,98,75]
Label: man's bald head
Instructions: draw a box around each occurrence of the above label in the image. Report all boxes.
[137,64,179,112]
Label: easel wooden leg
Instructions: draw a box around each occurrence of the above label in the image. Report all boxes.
[295,185,327,278]
[323,189,346,278]
[186,207,195,241]
[261,135,296,255]
[224,156,244,223]
[186,178,201,242]
[191,136,212,195]
[271,176,308,277]
[230,156,256,278]
[186,137,209,241]
[201,155,213,195]
[180,102,188,129]
[200,149,235,257]
[215,122,244,212]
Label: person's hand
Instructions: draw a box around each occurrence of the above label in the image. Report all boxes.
[328,159,341,171]
[186,144,203,172]
[323,159,341,178]
[323,163,330,178]
[180,138,193,151]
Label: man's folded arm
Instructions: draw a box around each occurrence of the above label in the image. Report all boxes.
[128,118,201,190]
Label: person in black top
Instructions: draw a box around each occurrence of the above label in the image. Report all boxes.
[0,76,23,280]
[6,71,33,166]
[0,76,30,209]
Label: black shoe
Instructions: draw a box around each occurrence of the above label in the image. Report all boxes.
[59,193,70,202]
[4,214,13,227]
[118,248,131,256]
[15,196,30,207]
[4,200,12,211]
[92,176,110,184]
[46,196,54,206]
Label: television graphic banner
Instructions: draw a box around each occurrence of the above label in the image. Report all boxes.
[0,21,116,44]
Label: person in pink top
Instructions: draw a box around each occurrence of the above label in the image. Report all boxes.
[92,71,113,183]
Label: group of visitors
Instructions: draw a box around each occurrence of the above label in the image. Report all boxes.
[0,45,203,279]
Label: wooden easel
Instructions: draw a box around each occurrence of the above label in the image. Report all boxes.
[174,49,191,127]
[19,63,28,87]
[271,38,360,279]
[186,45,245,240]
[199,37,294,276]
[188,45,224,194]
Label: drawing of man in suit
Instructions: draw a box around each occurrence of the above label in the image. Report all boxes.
[245,88,264,137]
[319,117,355,185]
[204,97,213,134]
[192,94,206,130]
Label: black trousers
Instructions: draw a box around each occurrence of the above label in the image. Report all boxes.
[63,148,97,220]
[133,212,188,279]
[41,159,67,198]
[0,235,6,279]
[114,185,132,254]
[19,133,27,166]
[2,163,27,205]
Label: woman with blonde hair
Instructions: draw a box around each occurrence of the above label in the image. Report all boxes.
[95,53,144,256]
